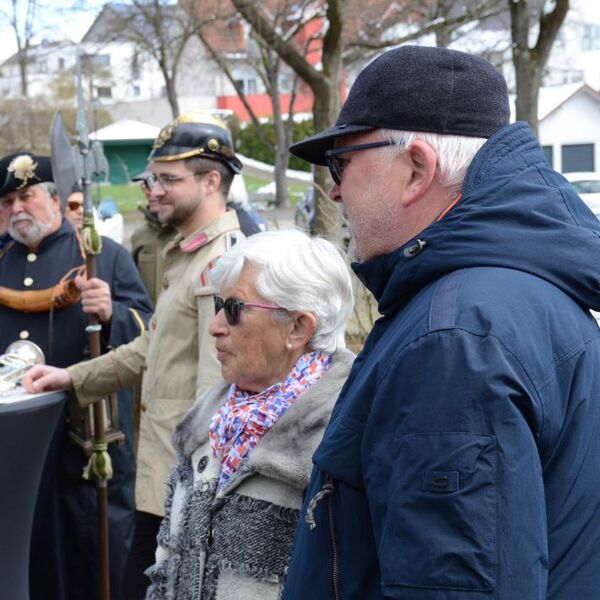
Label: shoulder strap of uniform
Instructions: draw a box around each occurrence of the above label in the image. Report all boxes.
[0,240,15,263]
[225,230,240,251]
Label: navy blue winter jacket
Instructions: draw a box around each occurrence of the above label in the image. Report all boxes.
[283,122,600,599]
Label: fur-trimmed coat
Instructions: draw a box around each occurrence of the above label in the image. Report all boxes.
[145,349,354,600]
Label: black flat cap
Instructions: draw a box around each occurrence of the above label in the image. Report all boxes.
[290,45,510,166]
[149,113,242,174]
[0,153,54,196]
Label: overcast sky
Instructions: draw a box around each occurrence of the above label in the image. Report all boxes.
[0,0,599,64]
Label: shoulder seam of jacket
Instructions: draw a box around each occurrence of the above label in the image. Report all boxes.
[429,268,467,330]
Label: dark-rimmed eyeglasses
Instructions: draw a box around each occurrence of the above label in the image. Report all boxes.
[213,295,281,326]
[325,140,396,185]
[146,171,208,191]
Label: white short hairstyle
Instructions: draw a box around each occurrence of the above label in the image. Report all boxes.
[378,128,487,194]
[210,229,354,353]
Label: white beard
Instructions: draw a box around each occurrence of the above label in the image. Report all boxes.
[9,213,54,247]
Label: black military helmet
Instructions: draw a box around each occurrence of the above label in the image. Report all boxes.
[0,152,53,196]
[149,113,242,174]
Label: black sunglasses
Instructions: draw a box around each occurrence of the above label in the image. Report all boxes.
[67,200,83,211]
[325,140,396,185]
[213,295,281,326]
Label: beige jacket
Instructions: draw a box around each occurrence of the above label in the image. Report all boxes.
[68,209,242,516]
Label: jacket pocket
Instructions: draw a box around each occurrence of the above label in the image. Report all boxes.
[380,432,497,592]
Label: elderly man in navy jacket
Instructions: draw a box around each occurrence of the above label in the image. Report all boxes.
[284,46,600,599]
[0,152,152,600]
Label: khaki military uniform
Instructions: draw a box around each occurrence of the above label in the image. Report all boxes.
[130,209,176,307]
[69,209,242,517]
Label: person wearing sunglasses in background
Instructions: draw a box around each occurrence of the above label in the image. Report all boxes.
[283,45,600,599]
[23,113,245,599]
[141,229,354,600]
[63,187,85,230]
[130,167,176,308]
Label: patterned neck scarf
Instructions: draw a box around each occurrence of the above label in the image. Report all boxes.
[209,350,332,491]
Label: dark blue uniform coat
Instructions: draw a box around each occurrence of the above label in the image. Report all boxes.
[284,122,600,599]
[0,219,153,600]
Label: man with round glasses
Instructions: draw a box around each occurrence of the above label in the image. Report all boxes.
[283,45,600,598]
[24,113,245,598]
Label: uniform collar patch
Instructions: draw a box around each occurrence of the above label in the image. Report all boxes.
[180,232,208,253]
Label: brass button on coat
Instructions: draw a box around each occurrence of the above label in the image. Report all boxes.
[27,253,37,262]
[24,277,33,287]
[19,330,29,339]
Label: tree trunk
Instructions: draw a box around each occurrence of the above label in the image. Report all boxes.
[268,57,290,208]
[510,0,570,138]
[18,52,28,97]
[513,57,543,137]
[312,82,343,244]
[164,74,180,118]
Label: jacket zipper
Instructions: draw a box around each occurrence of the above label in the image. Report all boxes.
[326,474,341,600]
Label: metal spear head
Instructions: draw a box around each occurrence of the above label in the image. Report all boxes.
[50,111,78,208]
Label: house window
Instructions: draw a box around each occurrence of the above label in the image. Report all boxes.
[58,57,65,70]
[561,143,594,173]
[83,53,111,67]
[234,77,257,95]
[96,86,112,99]
[133,85,141,97]
[582,24,600,51]
[131,52,140,79]
[542,146,553,168]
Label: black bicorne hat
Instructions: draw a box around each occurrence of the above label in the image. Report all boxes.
[0,152,54,196]
[149,113,242,174]
[290,45,510,166]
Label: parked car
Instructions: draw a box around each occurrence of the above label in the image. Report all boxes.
[564,172,600,218]
[294,188,315,234]
[565,172,600,325]
[294,188,350,248]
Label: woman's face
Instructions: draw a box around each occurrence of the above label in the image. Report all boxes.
[64,192,84,231]
[208,267,296,393]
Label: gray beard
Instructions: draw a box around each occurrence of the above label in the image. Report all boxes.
[9,214,54,247]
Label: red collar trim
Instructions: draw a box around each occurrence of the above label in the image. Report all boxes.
[180,232,208,253]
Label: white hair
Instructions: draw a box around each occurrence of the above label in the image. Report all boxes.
[378,128,487,194]
[210,229,354,353]
[38,181,58,198]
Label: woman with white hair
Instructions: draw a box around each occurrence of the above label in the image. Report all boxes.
[145,229,354,599]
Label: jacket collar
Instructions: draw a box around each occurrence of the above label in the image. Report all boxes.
[173,349,355,491]
[353,121,600,316]
[167,209,240,255]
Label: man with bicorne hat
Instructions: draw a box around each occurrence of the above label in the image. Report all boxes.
[0,152,153,599]
[24,113,246,598]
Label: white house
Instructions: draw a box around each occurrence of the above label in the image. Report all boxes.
[0,39,77,98]
[535,84,600,173]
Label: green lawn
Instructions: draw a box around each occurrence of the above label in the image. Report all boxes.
[93,184,145,215]
[98,175,311,214]
[244,174,310,206]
